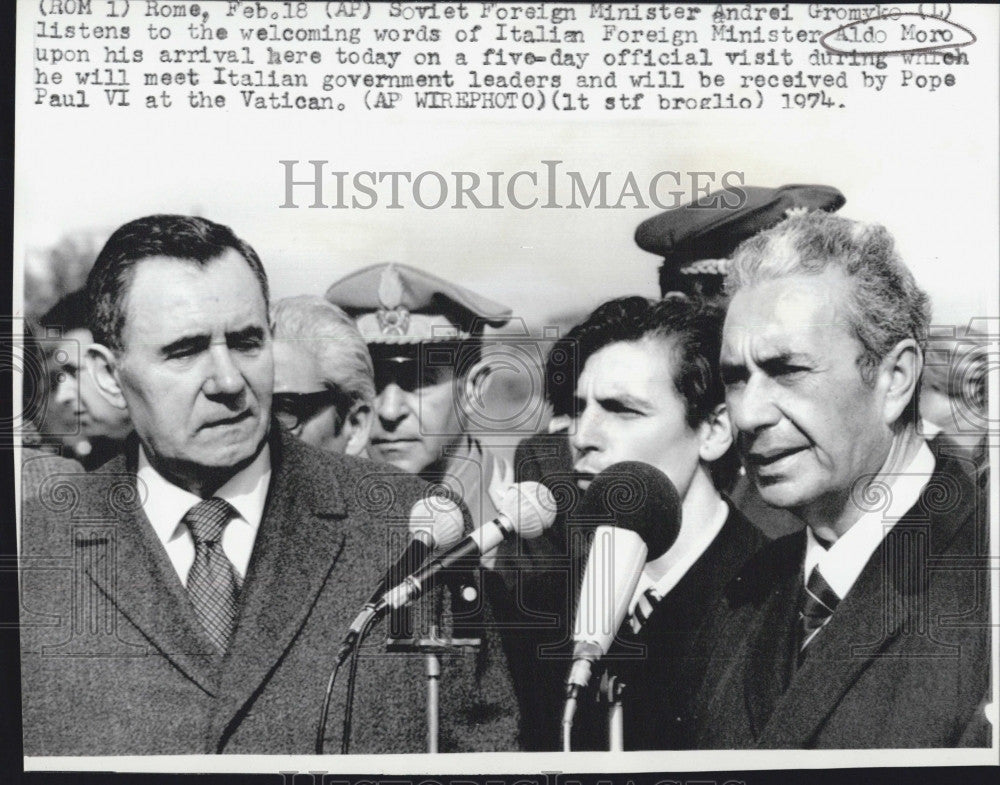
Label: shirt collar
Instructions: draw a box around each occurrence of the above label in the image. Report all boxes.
[804,441,935,600]
[137,444,272,547]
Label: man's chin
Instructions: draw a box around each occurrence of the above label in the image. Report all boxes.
[189,430,269,473]
[370,443,430,475]
[752,475,812,510]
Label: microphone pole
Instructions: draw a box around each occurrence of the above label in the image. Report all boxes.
[606,672,625,752]
[561,461,681,752]
[316,493,463,754]
[335,481,556,754]
[418,481,554,753]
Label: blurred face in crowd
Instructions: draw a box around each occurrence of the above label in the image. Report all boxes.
[369,350,463,477]
[720,270,893,520]
[46,328,132,441]
[273,340,355,455]
[92,250,273,493]
[570,337,707,500]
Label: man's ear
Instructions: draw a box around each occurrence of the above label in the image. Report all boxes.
[879,338,921,427]
[699,403,734,463]
[85,345,129,411]
[342,402,374,457]
[460,359,493,413]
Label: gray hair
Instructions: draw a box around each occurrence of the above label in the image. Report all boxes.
[271,295,375,408]
[726,211,931,397]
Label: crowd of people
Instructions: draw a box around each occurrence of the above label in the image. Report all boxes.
[18,184,992,755]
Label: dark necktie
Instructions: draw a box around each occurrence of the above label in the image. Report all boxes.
[184,497,241,653]
[797,565,839,665]
[628,587,662,635]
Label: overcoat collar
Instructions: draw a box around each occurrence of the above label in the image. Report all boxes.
[79,429,351,740]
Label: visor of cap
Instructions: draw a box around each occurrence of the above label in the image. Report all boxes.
[635,184,846,266]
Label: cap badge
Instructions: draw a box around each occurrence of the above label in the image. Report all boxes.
[377,264,410,336]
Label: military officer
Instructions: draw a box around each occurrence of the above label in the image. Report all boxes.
[325,262,514,530]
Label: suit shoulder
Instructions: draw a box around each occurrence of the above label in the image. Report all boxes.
[279,435,429,513]
[923,456,987,558]
[21,465,138,555]
[724,503,771,553]
[514,431,572,482]
[339,453,427,498]
[727,528,802,605]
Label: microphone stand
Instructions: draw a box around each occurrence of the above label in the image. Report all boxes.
[385,578,482,754]
[603,671,625,752]
[425,630,441,753]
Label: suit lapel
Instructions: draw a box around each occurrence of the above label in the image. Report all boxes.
[756,457,976,747]
[210,432,349,744]
[78,459,220,694]
[755,536,896,747]
[742,534,803,739]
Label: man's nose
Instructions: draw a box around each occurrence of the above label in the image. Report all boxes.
[570,405,603,456]
[53,373,79,409]
[203,345,246,397]
[729,374,781,436]
[376,382,409,424]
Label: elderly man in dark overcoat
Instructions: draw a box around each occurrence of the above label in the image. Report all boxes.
[20,215,518,755]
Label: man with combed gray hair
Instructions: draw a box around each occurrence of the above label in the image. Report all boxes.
[271,295,374,456]
[692,211,990,748]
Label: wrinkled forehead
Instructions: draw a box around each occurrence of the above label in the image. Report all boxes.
[723,272,854,357]
[121,251,268,341]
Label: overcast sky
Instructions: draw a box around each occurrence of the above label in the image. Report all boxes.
[16,7,999,335]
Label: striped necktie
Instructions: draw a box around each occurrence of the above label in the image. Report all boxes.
[797,565,839,665]
[184,497,241,653]
[628,587,662,635]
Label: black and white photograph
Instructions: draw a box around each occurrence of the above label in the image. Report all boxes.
[8,0,999,779]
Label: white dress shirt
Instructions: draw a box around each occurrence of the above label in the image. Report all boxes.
[804,441,935,601]
[137,445,272,585]
[628,495,730,614]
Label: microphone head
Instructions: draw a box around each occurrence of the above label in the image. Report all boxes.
[408,494,465,549]
[578,462,681,560]
[498,481,557,540]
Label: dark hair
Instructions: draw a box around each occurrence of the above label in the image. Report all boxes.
[86,215,269,352]
[547,295,737,488]
[39,289,90,334]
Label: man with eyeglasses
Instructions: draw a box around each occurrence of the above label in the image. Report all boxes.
[271,295,374,457]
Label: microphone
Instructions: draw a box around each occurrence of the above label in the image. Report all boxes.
[562,462,681,745]
[336,495,464,665]
[368,494,466,606]
[380,481,557,611]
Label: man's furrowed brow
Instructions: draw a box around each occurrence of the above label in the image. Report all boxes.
[756,350,816,373]
[227,325,267,343]
[597,391,651,411]
[720,358,747,384]
[159,333,210,357]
